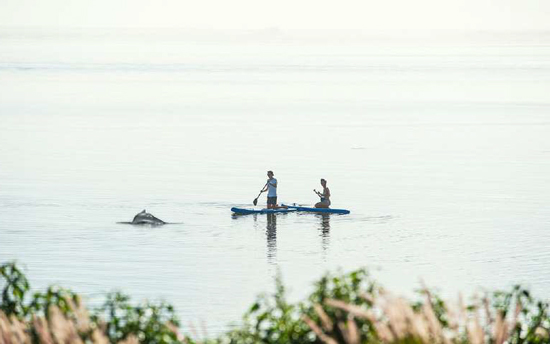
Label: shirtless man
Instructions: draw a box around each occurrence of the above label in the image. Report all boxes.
[314,178,331,208]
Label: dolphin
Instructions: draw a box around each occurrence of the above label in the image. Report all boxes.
[118,210,167,225]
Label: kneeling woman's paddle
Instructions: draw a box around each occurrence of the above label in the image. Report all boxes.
[313,189,323,199]
[253,183,268,206]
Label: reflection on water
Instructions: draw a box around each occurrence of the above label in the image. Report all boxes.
[318,214,331,257]
[266,214,277,264]
[229,212,278,265]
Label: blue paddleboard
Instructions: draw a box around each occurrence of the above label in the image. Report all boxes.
[282,204,350,214]
[231,207,297,215]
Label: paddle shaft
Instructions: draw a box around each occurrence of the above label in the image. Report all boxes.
[253,183,268,205]
[313,189,323,199]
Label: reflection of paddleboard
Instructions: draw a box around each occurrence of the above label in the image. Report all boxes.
[282,204,350,214]
[231,207,297,215]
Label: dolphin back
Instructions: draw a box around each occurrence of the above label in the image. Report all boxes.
[130,210,166,225]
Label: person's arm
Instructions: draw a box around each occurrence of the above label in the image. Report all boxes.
[268,180,277,188]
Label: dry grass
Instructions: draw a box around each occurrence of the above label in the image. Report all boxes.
[1,289,548,344]
[302,289,535,344]
[0,297,141,344]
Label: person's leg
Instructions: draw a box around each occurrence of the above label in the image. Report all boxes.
[315,201,330,208]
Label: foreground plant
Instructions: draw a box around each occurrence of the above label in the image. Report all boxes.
[2,261,550,344]
[302,279,550,344]
[95,291,180,344]
[0,262,182,344]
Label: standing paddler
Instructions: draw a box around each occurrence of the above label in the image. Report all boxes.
[261,170,278,209]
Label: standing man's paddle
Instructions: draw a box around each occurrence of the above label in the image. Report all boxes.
[253,183,268,206]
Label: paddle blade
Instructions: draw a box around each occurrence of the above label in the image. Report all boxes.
[253,198,258,206]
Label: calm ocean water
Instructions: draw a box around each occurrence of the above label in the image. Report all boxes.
[1,28,549,333]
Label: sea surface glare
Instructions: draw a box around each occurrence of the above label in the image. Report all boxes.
[1,28,549,334]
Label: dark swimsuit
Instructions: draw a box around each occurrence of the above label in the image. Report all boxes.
[320,197,331,205]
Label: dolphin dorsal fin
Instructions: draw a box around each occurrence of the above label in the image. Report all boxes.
[141,209,146,214]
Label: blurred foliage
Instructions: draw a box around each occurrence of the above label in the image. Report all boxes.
[29,285,80,318]
[491,285,550,343]
[218,273,313,344]
[95,291,180,344]
[2,261,550,344]
[0,261,30,318]
[1,262,180,344]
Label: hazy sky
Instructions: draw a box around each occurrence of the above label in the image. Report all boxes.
[1,0,549,31]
